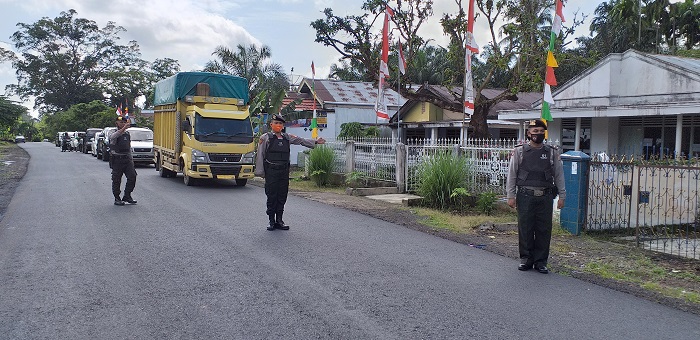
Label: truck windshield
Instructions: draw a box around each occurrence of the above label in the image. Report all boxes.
[194,114,254,143]
[129,130,153,141]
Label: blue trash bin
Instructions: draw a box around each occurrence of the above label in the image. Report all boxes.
[559,151,591,235]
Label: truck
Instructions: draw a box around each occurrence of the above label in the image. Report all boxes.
[153,72,256,186]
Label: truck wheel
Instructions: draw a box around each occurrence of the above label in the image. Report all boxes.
[159,166,172,178]
[235,179,247,186]
[183,171,197,186]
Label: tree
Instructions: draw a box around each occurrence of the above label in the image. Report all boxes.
[312,1,434,83]
[0,96,28,138]
[40,101,115,139]
[2,9,141,115]
[203,44,288,100]
[143,58,181,109]
[438,0,586,138]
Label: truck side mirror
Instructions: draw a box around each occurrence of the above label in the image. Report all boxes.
[182,120,191,132]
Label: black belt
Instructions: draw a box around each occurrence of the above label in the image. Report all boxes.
[265,160,288,170]
[111,154,130,159]
[518,187,554,197]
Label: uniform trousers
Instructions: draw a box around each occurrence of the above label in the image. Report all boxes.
[516,189,554,267]
[264,164,289,217]
[111,157,137,198]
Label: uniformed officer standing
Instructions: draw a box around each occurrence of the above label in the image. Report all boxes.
[506,119,566,274]
[109,116,137,206]
[255,114,325,231]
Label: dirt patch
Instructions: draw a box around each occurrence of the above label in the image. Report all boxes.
[289,189,700,316]
[0,143,29,220]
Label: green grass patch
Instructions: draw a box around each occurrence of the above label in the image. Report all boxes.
[410,206,517,233]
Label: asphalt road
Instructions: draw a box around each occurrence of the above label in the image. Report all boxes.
[1,142,699,340]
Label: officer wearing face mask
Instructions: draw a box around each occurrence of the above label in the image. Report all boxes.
[506,119,565,274]
[255,114,325,231]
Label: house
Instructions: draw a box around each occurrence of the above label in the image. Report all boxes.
[498,49,700,158]
[390,84,540,141]
[281,78,403,164]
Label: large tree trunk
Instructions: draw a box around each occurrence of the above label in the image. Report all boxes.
[470,103,491,139]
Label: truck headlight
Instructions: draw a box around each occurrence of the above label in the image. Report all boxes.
[192,149,207,163]
[241,151,255,164]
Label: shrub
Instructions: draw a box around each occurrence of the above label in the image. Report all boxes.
[417,151,469,210]
[345,170,365,187]
[307,145,336,186]
[476,191,498,215]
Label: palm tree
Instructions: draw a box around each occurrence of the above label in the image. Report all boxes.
[203,44,289,99]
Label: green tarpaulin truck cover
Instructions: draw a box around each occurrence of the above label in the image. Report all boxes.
[154,72,249,106]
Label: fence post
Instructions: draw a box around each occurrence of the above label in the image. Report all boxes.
[396,143,406,193]
[452,144,461,157]
[345,140,355,174]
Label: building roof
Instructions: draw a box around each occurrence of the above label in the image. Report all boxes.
[297,78,402,106]
[498,49,700,120]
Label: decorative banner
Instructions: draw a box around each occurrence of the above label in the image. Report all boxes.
[463,0,478,116]
[541,0,565,122]
[398,39,406,75]
[375,5,393,122]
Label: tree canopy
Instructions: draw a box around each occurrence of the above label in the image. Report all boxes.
[3,10,141,115]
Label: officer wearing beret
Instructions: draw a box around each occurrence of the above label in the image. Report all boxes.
[255,114,326,231]
[109,116,137,206]
[506,119,565,274]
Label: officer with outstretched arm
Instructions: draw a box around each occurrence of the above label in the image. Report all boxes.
[255,114,325,231]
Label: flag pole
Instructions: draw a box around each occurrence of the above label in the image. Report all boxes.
[397,39,401,144]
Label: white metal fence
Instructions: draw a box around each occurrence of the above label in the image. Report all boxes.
[316,137,536,196]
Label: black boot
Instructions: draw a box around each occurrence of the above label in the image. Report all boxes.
[114,196,125,206]
[275,212,289,230]
[266,214,276,231]
[122,193,137,204]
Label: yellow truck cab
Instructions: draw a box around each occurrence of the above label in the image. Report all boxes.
[153,72,255,186]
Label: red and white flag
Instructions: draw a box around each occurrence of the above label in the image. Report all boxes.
[398,39,406,75]
[375,5,393,121]
[463,0,478,116]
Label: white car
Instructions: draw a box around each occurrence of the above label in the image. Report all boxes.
[127,127,154,165]
[90,132,102,157]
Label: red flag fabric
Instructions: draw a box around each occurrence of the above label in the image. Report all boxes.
[545,67,557,86]
[556,0,565,22]
[311,61,315,76]
[379,10,390,78]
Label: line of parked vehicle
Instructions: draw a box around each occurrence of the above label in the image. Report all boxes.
[55,126,155,166]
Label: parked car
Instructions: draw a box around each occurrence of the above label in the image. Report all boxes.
[91,132,102,157]
[82,128,102,153]
[14,135,25,143]
[127,127,155,165]
[98,127,117,161]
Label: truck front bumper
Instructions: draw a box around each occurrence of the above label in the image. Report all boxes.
[185,163,255,180]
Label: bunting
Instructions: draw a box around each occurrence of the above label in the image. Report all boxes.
[463,0,478,116]
[375,5,392,121]
[541,0,565,122]
[311,61,318,138]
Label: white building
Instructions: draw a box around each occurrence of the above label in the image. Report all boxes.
[499,49,700,158]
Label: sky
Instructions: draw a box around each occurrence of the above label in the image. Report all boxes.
[0,0,607,116]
